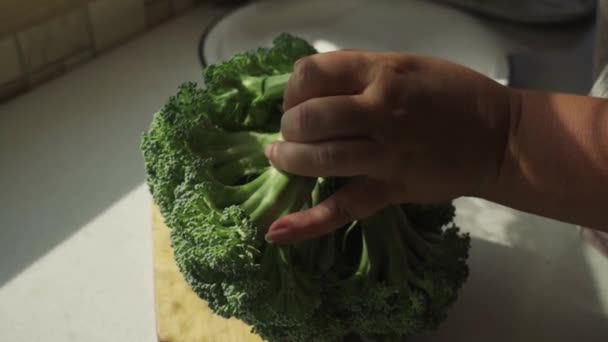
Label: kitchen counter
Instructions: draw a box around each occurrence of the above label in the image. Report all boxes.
[0,3,606,342]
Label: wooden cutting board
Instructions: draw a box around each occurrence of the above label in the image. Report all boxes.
[152,205,264,342]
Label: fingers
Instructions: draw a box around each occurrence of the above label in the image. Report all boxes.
[265,178,390,244]
[284,51,376,110]
[281,95,374,142]
[265,138,381,177]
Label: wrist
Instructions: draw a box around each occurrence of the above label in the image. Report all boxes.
[474,85,523,200]
[474,88,608,228]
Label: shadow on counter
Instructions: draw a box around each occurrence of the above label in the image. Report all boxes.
[0,6,228,286]
[412,198,608,342]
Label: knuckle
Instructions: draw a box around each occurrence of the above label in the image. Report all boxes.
[293,57,318,83]
[293,103,315,132]
[284,57,320,109]
[314,144,336,170]
[365,63,412,114]
[377,54,421,74]
[392,55,422,74]
[282,102,316,141]
[326,197,358,223]
[379,75,405,104]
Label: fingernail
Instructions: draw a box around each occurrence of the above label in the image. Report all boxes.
[265,226,293,243]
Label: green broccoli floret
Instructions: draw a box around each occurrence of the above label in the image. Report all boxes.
[141,33,471,342]
[202,32,316,131]
[401,202,457,233]
[141,82,206,217]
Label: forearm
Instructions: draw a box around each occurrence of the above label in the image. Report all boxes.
[483,89,608,231]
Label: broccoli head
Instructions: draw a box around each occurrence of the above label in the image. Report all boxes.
[141,33,471,342]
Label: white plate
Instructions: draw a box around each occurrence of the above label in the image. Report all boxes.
[201,0,510,85]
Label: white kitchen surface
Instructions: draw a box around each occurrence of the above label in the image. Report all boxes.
[0,3,607,342]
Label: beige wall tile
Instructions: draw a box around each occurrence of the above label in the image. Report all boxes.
[17,8,91,71]
[0,35,23,84]
[88,0,145,51]
[146,0,174,27]
[0,1,92,37]
[172,0,195,13]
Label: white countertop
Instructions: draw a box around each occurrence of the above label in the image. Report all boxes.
[0,4,606,342]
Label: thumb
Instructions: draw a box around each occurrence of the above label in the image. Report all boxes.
[265,177,390,244]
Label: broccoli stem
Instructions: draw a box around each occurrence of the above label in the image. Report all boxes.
[205,166,316,236]
[362,208,414,288]
[384,219,416,287]
[236,73,292,128]
[259,243,319,321]
[244,167,316,231]
[191,130,278,158]
[385,208,436,286]
[353,232,373,279]
[190,130,280,185]
[289,179,339,273]
[261,73,292,100]
[241,73,291,101]
[349,206,443,291]
[396,209,436,262]
[213,154,270,184]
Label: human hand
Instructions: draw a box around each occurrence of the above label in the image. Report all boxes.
[264,50,518,243]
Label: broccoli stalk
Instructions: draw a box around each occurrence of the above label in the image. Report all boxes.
[241,73,292,101]
[187,123,315,233]
[188,126,275,182]
[259,243,321,321]
[353,205,468,289]
[337,204,469,341]
[352,207,418,288]
[203,166,317,235]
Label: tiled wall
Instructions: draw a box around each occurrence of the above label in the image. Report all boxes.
[0,0,209,104]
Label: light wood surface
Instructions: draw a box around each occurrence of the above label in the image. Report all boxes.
[152,205,264,342]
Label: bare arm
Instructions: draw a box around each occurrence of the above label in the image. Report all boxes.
[485,89,608,231]
[264,51,608,244]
